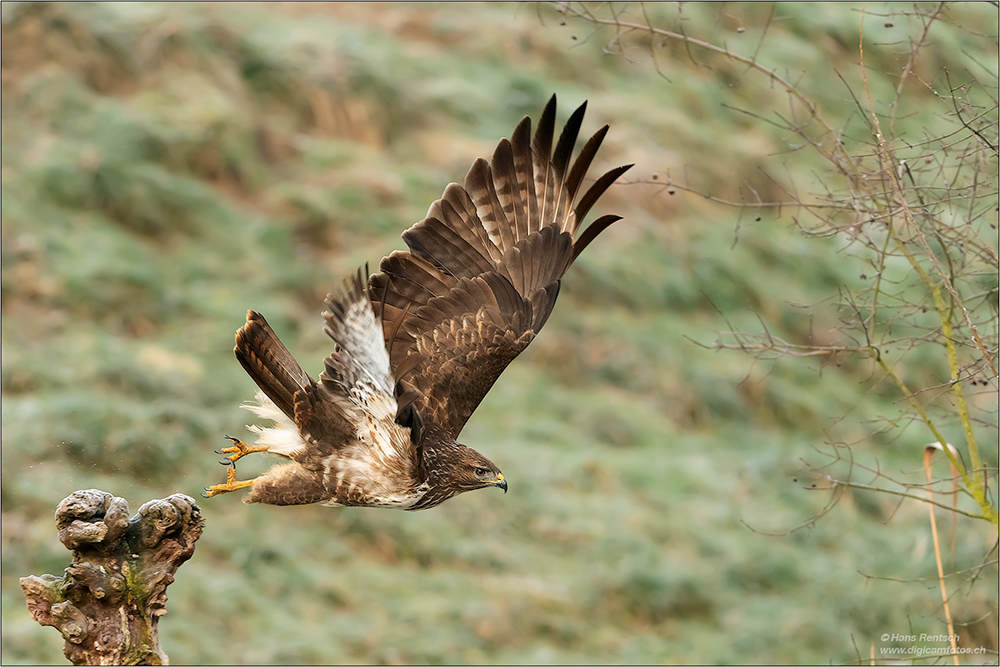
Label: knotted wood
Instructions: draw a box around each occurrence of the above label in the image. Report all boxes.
[20,490,204,666]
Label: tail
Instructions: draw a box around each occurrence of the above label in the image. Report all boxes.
[234,311,311,419]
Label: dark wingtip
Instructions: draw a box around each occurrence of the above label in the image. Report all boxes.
[574,163,633,224]
[572,214,624,263]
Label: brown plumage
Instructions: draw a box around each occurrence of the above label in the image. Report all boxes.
[206,95,632,510]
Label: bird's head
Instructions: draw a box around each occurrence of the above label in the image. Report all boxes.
[409,440,507,510]
[452,446,507,494]
[422,441,506,494]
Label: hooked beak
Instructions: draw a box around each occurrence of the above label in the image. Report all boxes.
[495,472,507,494]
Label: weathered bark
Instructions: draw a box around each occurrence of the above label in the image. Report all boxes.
[20,490,205,666]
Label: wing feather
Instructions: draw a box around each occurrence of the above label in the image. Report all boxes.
[491,138,527,243]
[465,158,514,254]
[402,216,496,278]
[532,96,557,225]
[563,124,609,235]
[574,163,633,225]
[321,269,394,399]
[548,100,586,231]
[510,116,539,235]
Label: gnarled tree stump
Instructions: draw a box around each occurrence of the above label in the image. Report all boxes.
[20,490,204,666]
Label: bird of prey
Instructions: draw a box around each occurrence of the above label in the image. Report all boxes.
[206,95,632,510]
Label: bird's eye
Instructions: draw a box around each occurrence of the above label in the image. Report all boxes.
[474,467,488,477]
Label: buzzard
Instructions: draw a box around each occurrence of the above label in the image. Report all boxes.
[206,95,631,510]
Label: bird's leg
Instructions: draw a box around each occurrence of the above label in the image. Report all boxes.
[202,436,269,498]
[203,465,255,498]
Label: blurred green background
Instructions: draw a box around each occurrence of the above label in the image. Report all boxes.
[2,3,997,664]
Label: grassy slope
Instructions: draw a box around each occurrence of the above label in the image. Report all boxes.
[2,3,996,664]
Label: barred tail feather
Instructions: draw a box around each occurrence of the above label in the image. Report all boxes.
[234,311,311,420]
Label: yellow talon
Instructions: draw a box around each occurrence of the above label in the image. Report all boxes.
[204,464,256,498]
[204,436,268,498]
[218,436,269,464]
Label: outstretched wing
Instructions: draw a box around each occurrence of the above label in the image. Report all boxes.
[370,95,632,440]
